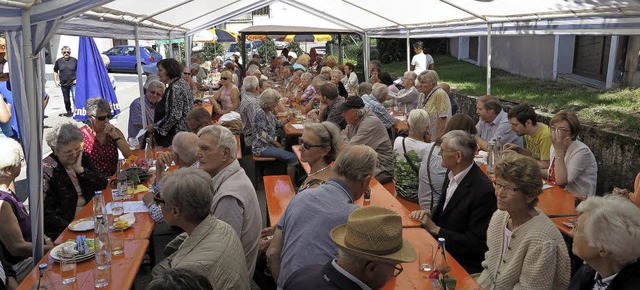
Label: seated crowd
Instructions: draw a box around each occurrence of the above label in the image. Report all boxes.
[2,49,639,290]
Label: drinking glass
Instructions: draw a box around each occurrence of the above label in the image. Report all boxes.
[111,190,124,217]
[60,256,77,285]
[419,246,433,272]
[127,137,139,150]
[93,261,110,288]
[110,228,125,256]
[123,180,135,200]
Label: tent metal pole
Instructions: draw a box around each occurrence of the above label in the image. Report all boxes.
[338,34,343,64]
[135,24,147,129]
[486,23,492,95]
[23,7,44,265]
[185,35,191,68]
[363,32,370,81]
[168,31,174,58]
[406,30,410,72]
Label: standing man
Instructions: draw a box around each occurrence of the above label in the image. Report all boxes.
[53,46,78,117]
[417,70,451,138]
[504,103,552,170]
[475,95,523,151]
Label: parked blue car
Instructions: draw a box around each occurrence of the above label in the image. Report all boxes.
[103,46,162,73]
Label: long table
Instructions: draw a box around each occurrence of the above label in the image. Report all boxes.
[18,239,149,290]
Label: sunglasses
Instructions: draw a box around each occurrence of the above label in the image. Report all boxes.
[183,72,192,75]
[220,77,228,80]
[93,115,113,121]
[299,139,327,150]
[62,51,71,55]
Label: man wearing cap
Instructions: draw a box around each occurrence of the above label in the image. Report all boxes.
[340,96,394,184]
[53,46,78,117]
[284,206,417,289]
[128,80,164,139]
[267,145,378,289]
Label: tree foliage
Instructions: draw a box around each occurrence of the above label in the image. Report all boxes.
[202,42,225,61]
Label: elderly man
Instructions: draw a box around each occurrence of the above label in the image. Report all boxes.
[143,131,200,223]
[504,103,551,170]
[53,46,78,117]
[186,107,214,134]
[340,96,394,184]
[197,125,261,277]
[417,70,451,138]
[129,80,164,139]
[285,206,417,289]
[267,145,378,289]
[394,71,420,111]
[410,130,496,274]
[318,82,346,129]
[363,83,396,130]
[475,95,522,151]
[239,75,260,147]
[152,168,249,289]
[358,82,372,97]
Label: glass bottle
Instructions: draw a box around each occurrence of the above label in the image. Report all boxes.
[33,263,55,290]
[145,137,154,167]
[94,215,112,271]
[487,140,497,174]
[93,191,106,224]
[432,238,450,274]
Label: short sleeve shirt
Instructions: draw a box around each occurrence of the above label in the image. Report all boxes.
[525,123,551,161]
[81,125,117,178]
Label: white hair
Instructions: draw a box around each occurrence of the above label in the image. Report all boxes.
[371,83,388,102]
[577,194,640,265]
[171,132,199,166]
[407,109,429,135]
[0,138,22,177]
[197,125,237,160]
[242,76,259,91]
[441,130,476,160]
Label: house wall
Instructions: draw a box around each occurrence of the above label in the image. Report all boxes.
[478,35,556,80]
[449,37,459,58]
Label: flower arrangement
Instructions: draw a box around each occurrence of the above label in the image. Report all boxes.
[428,266,456,290]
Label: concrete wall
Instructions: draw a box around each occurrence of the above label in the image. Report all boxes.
[452,90,640,194]
[482,35,556,80]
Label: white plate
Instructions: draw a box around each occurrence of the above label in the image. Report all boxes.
[67,218,94,232]
[110,213,136,230]
[50,240,96,262]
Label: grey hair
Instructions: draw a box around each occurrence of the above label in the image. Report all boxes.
[292,70,304,79]
[46,123,83,151]
[0,138,22,176]
[354,108,368,118]
[161,168,214,224]
[440,130,476,160]
[577,194,640,265]
[197,125,237,160]
[171,132,199,166]
[301,72,313,81]
[407,109,430,135]
[358,82,372,97]
[147,80,165,92]
[242,76,259,91]
[247,65,261,76]
[85,97,111,117]
[61,46,71,51]
[334,145,377,182]
[371,83,388,102]
[331,69,343,78]
[258,88,281,110]
[403,71,417,82]
[417,70,439,86]
[304,122,342,165]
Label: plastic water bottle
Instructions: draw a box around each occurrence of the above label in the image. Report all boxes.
[94,215,111,288]
[433,237,450,274]
[93,191,106,223]
[36,263,55,290]
[487,140,497,174]
[145,137,154,167]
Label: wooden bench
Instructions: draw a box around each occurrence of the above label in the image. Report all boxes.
[263,175,296,226]
[253,155,277,186]
[383,180,421,212]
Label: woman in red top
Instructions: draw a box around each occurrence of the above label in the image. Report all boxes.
[81,97,132,178]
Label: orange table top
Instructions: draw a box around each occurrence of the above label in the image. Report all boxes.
[234,134,243,159]
[18,239,149,290]
[264,175,296,227]
[551,216,575,238]
[357,178,422,228]
[292,145,310,174]
[382,228,481,290]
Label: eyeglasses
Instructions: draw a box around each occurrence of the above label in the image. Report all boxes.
[153,193,165,206]
[183,72,191,76]
[220,77,228,80]
[93,115,113,121]
[550,126,571,133]
[62,51,70,55]
[493,181,520,194]
[149,90,163,97]
[299,139,327,150]
[371,261,403,277]
[60,148,83,158]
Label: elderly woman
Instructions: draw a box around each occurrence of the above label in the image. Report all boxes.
[341,62,359,97]
[128,80,164,140]
[418,113,477,211]
[295,54,311,72]
[568,194,640,289]
[417,70,451,138]
[329,69,348,98]
[394,71,420,111]
[252,89,299,182]
[286,70,304,99]
[150,58,195,148]
[43,123,107,239]
[318,66,332,82]
[545,110,598,198]
[82,97,131,178]
[476,155,570,289]
[0,138,54,286]
[212,70,240,115]
[294,72,315,107]
[393,110,431,203]
[297,122,342,191]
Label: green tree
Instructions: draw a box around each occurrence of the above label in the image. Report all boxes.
[286,42,304,57]
[202,42,225,60]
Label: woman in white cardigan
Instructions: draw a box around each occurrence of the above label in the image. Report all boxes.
[476,155,570,290]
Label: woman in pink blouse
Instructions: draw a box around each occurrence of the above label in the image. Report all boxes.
[81,97,132,178]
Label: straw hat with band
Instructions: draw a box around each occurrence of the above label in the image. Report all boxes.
[331,206,417,264]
